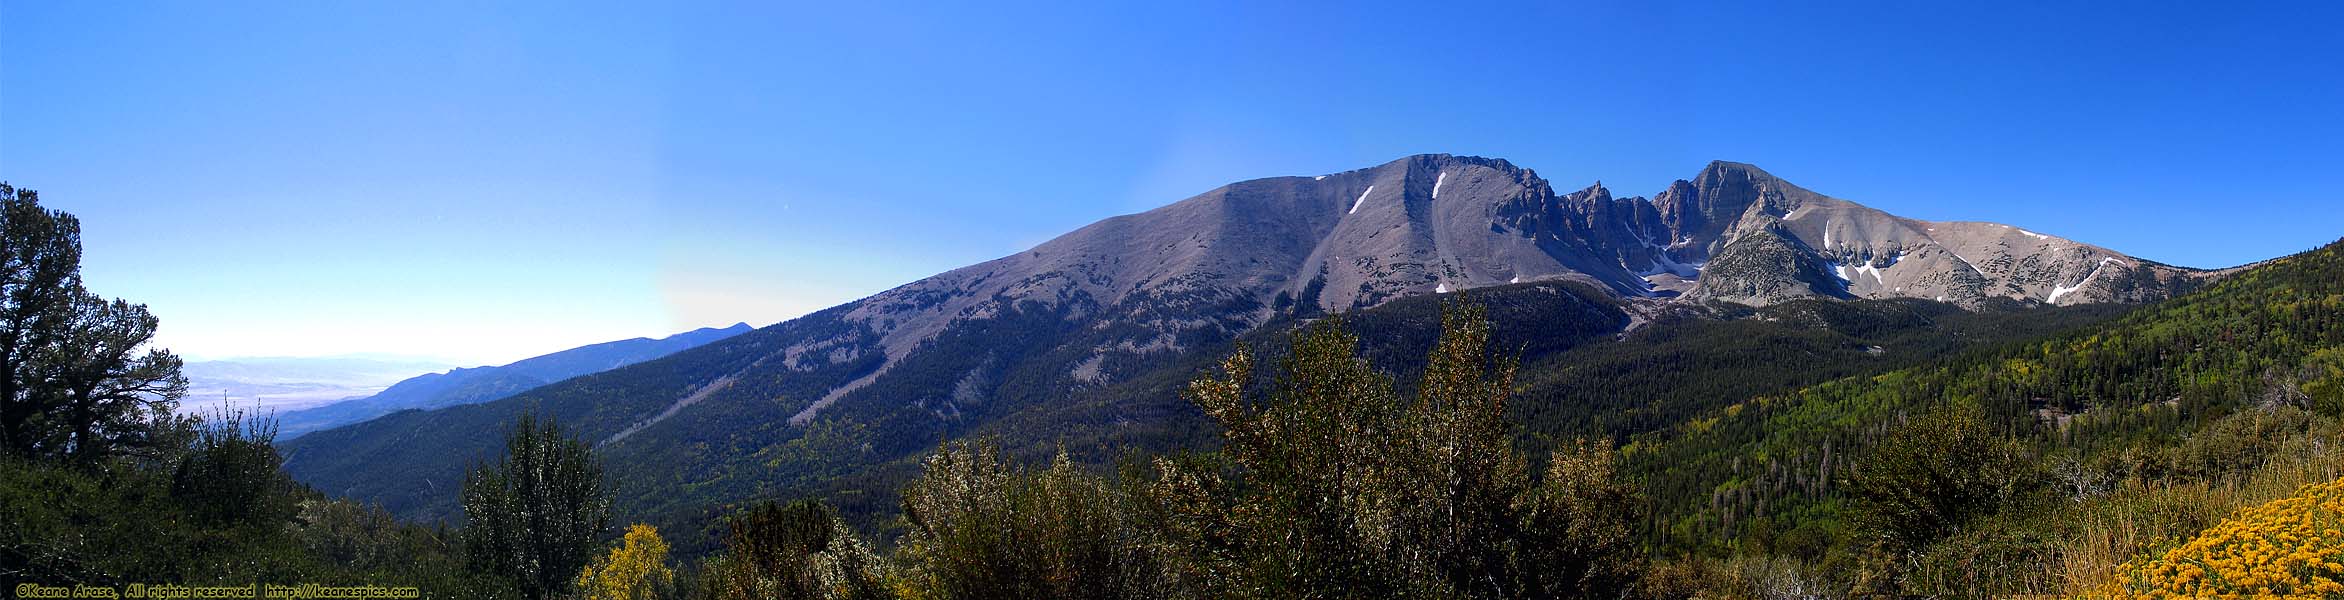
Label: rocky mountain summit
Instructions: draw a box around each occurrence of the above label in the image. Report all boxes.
[284,154,2220,524]
[805,155,2207,417]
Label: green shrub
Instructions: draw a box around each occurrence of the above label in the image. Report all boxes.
[1159,299,1644,599]
[1841,402,2050,594]
[171,407,297,528]
[697,499,887,600]
[897,442,1171,600]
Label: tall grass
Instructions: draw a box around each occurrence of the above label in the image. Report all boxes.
[2053,426,2344,594]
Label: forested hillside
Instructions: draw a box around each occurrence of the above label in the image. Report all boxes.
[282,281,1635,543]
[1625,238,2344,595]
[275,323,751,439]
[291,272,2137,555]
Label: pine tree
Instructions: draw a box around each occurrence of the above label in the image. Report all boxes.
[461,413,611,599]
[0,183,186,460]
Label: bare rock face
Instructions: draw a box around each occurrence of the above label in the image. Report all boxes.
[314,153,2220,445]
[1687,225,1851,305]
[811,155,2212,417]
[1675,162,2209,307]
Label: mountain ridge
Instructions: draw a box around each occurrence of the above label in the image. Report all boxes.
[181,356,456,416]
[274,323,752,439]
[282,154,2231,532]
[800,154,2214,423]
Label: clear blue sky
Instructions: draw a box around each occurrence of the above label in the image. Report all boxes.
[4,1,2339,364]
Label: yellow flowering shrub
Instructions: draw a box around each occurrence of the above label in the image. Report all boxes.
[2096,477,2344,598]
[577,523,676,600]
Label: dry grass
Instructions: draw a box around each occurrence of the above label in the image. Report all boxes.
[2053,436,2344,595]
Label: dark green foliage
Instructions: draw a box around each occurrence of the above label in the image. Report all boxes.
[1843,404,2048,558]
[0,183,86,456]
[0,185,520,596]
[462,413,612,599]
[0,182,187,462]
[1515,440,1644,597]
[1893,511,2067,594]
[1157,300,1642,598]
[1514,296,2130,443]
[276,324,748,440]
[1314,281,1628,392]
[2165,403,2320,479]
[898,442,1171,600]
[697,499,887,600]
[1166,317,1431,597]
[172,406,299,528]
[1623,238,2344,595]
[284,305,869,538]
[0,420,507,593]
[282,282,1626,550]
[666,299,1646,598]
[291,498,465,581]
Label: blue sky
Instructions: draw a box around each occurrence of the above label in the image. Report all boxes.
[3,1,2339,364]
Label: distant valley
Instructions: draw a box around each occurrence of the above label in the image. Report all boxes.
[180,356,455,415]
[274,323,752,439]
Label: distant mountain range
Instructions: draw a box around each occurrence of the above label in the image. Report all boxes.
[182,356,455,416]
[283,155,2237,534]
[274,324,751,439]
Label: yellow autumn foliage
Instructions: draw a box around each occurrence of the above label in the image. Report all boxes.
[577,523,676,600]
[2095,477,2344,598]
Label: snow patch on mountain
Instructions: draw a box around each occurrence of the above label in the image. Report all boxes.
[1852,261,1885,284]
[1949,249,1986,275]
[2047,256,2125,304]
[1349,185,1375,214]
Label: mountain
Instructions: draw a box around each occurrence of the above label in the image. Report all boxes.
[1621,237,2344,592]
[1666,162,2212,306]
[181,356,455,416]
[745,155,2208,426]
[282,155,2225,534]
[273,324,752,439]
